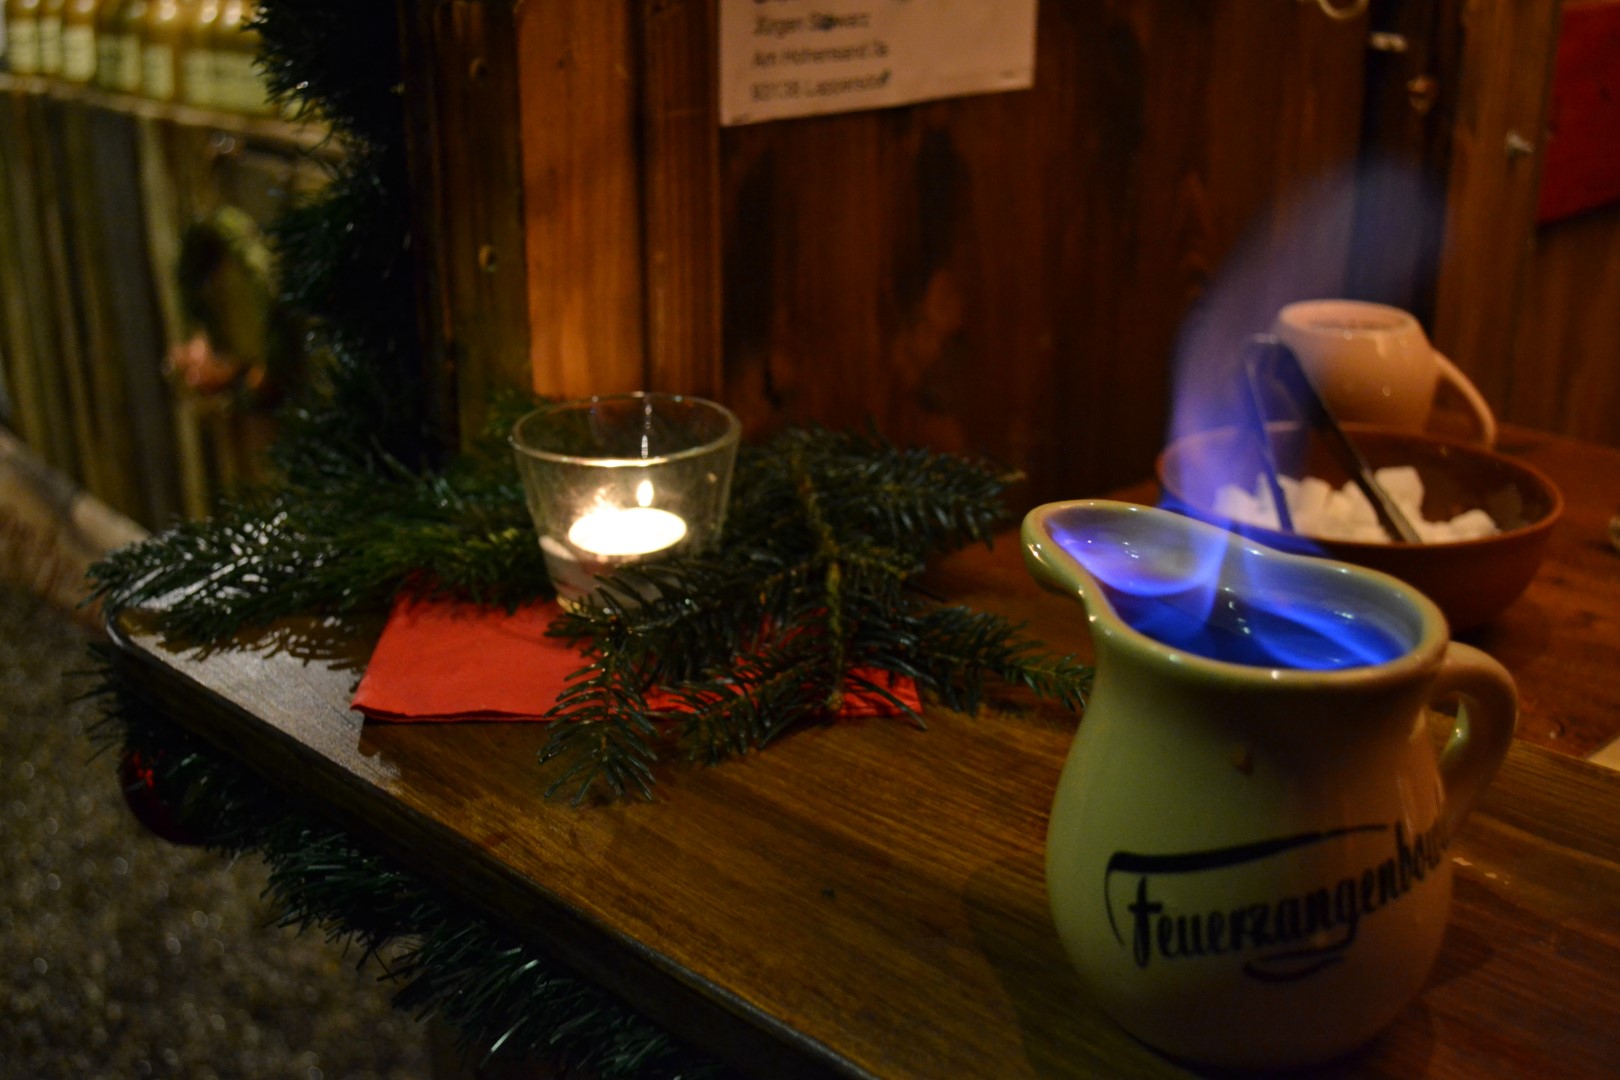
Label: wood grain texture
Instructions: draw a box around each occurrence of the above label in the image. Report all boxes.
[1429,0,1620,450]
[395,3,1376,493]
[113,426,1620,1079]
[401,1,1617,500]
[515,0,647,398]
[1431,0,1560,420]
[399,0,534,450]
[713,1,1370,503]
[79,103,181,527]
[1346,0,1465,313]
[30,92,106,502]
[1462,428,1620,754]
[134,116,213,517]
[0,84,62,466]
[56,97,146,521]
[1505,204,1620,442]
[640,0,724,398]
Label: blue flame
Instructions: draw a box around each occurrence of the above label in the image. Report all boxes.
[1105,160,1442,670]
[1049,512,1409,671]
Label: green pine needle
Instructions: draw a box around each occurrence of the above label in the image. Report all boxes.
[534,428,1088,803]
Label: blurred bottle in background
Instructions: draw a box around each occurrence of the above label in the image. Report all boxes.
[179,0,215,107]
[140,0,188,101]
[95,0,124,89]
[4,0,43,76]
[100,0,143,93]
[60,0,99,84]
[37,0,63,77]
[214,0,270,116]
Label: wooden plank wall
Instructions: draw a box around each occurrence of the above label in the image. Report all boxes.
[391,0,1620,499]
[1435,0,1620,446]
[399,0,534,448]
[1432,0,1563,436]
[1,79,81,478]
[440,1,1372,502]
[1509,204,1620,441]
[696,1,1370,500]
[516,0,648,399]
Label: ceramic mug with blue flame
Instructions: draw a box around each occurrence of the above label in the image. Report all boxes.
[1022,500,1516,1069]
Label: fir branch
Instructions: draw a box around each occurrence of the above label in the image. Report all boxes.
[726,427,1017,556]
[90,416,1090,805]
[544,557,784,685]
[252,0,404,147]
[87,460,551,642]
[533,428,1087,802]
[668,633,845,760]
[539,659,661,805]
[792,445,851,713]
[888,607,1093,714]
[85,0,747,1071]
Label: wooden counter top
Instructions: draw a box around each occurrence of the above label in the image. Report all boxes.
[109,426,1620,1078]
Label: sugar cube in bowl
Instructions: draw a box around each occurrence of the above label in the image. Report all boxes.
[1156,424,1564,632]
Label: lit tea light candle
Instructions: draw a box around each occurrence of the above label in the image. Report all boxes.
[566,481,688,558]
[512,394,740,608]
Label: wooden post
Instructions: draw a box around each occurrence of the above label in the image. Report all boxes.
[1431,0,1561,418]
[639,0,723,398]
[398,0,534,449]
[514,0,647,398]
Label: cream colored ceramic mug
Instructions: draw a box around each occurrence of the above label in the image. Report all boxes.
[1023,501,1517,1070]
[1275,299,1497,445]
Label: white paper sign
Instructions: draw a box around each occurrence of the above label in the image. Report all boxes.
[720,0,1038,127]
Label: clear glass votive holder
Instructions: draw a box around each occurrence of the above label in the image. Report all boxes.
[510,393,742,609]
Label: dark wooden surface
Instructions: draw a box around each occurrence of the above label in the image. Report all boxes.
[112,426,1620,1078]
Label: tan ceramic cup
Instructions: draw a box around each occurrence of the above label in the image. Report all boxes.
[1275,300,1497,446]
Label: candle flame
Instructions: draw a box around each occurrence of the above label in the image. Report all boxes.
[568,505,687,557]
[635,480,654,507]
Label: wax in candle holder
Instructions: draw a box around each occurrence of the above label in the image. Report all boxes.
[511,393,741,609]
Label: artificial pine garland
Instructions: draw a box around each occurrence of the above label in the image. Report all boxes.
[86,0,1092,1072]
[95,660,720,1078]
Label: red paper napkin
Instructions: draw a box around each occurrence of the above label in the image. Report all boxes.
[351,593,921,722]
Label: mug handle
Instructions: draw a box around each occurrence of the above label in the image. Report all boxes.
[1433,351,1499,447]
[1429,641,1517,835]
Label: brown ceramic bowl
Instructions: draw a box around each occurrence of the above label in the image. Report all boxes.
[1156,423,1564,632]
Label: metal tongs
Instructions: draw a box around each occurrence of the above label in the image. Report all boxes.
[1239,335,1422,544]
